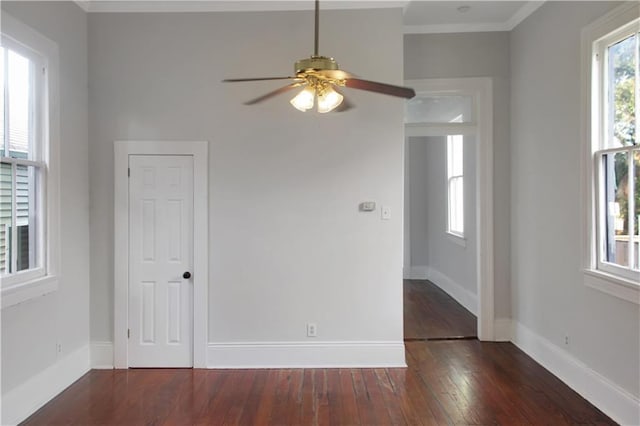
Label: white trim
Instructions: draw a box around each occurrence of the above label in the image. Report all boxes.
[580,2,640,304]
[446,231,467,247]
[428,267,477,316]
[90,341,114,369]
[403,265,429,280]
[504,1,545,31]
[0,12,61,309]
[73,1,91,12]
[405,123,477,137]
[1,344,90,425]
[207,341,406,369]
[404,22,511,35]
[403,1,545,35]
[404,77,494,341]
[493,318,512,342]
[113,140,209,369]
[80,0,408,13]
[512,321,640,426]
[93,340,405,370]
[584,269,639,304]
[1,275,58,309]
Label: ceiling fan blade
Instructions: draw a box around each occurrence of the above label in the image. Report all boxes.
[223,77,297,82]
[244,83,302,105]
[344,78,416,99]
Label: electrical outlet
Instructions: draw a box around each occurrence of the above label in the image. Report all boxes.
[306,323,317,337]
[564,335,569,346]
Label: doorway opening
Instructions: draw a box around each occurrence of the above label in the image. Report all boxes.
[403,78,494,341]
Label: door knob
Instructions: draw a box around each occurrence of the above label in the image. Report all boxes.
[183,271,192,279]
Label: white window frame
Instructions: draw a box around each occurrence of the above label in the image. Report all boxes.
[447,134,465,239]
[582,2,640,304]
[1,13,60,309]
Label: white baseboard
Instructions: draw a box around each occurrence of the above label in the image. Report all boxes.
[207,341,406,369]
[512,321,639,426]
[427,267,478,316]
[403,265,429,280]
[1,344,90,425]
[493,318,512,341]
[91,341,114,369]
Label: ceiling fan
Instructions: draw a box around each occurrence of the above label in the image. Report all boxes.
[222,0,416,113]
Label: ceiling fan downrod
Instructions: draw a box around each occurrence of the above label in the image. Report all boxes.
[314,0,319,57]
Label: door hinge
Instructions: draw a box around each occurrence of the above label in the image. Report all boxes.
[127,329,130,339]
[128,168,130,177]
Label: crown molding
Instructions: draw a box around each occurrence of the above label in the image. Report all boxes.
[403,1,546,35]
[404,22,509,34]
[74,0,408,13]
[505,1,545,30]
[74,1,91,11]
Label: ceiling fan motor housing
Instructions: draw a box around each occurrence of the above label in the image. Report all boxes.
[295,56,339,74]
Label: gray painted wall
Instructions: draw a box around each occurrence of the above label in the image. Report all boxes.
[88,9,405,344]
[407,136,477,300]
[510,1,639,398]
[407,138,429,267]
[404,31,511,319]
[1,0,90,395]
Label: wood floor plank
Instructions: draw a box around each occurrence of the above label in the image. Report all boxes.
[21,280,616,426]
[404,279,477,339]
[20,343,616,426]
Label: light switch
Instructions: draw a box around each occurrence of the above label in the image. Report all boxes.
[359,201,376,212]
[381,205,391,220]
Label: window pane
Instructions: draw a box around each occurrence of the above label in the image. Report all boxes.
[608,34,636,147]
[406,95,473,124]
[602,151,630,267]
[449,176,464,235]
[0,162,12,274]
[15,164,39,271]
[448,135,463,176]
[7,50,31,159]
[447,135,464,236]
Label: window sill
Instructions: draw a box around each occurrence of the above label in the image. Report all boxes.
[1,275,58,309]
[446,232,466,248]
[583,269,639,305]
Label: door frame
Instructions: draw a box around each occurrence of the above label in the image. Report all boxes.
[404,78,495,340]
[114,140,208,368]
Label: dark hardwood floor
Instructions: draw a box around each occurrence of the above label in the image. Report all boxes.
[22,341,614,425]
[21,280,614,425]
[404,279,477,340]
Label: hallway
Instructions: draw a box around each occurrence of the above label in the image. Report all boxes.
[404,279,477,340]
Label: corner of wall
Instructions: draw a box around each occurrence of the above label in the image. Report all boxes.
[2,345,91,425]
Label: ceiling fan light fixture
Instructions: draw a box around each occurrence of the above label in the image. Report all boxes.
[290,85,315,111]
[317,85,343,113]
[222,0,415,111]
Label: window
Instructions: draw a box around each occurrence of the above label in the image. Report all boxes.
[447,134,464,237]
[586,4,640,295]
[1,45,44,279]
[1,13,59,308]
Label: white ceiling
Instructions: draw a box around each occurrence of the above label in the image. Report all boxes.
[75,0,545,33]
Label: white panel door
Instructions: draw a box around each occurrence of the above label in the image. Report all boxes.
[128,155,194,367]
